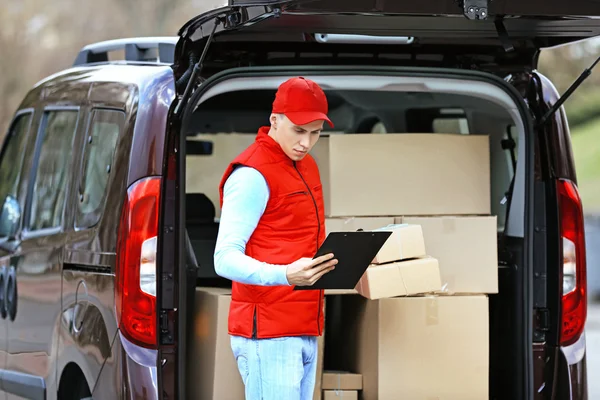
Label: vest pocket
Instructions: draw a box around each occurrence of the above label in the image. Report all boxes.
[285,190,308,198]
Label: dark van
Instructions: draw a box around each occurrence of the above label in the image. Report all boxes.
[0,1,598,399]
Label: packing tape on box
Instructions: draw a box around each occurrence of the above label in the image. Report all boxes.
[397,267,410,297]
[332,390,354,399]
[343,217,356,226]
[439,274,456,295]
[425,296,439,326]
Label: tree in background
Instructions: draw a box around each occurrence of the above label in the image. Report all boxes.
[0,0,224,136]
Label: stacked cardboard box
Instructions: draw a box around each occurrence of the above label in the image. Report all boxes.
[190,287,328,400]
[322,371,362,399]
[311,133,490,217]
[187,288,245,400]
[186,133,256,218]
[313,133,496,400]
[354,224,442,300]
[329,294,489,400]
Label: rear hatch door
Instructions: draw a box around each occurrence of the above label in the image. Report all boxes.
[173,0,600,81]
[177,0,600,52]
[166,1,600,399]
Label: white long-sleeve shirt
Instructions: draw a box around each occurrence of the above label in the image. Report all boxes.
[213,166,291,286]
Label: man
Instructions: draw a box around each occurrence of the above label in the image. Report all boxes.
[214,76,338,400]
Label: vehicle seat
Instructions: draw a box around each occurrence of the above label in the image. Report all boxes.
[186,193,220,278]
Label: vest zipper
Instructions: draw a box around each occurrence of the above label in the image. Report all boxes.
[252,310,257,339]
[293,161,323,334]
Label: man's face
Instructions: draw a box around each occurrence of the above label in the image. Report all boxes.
[270,114,324,161]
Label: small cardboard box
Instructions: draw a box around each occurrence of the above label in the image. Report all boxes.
[335,295,489,400]
[323,390,358,400]
[371,224,426,264]
[325,217,395,235]
[398,216,498,294]
[188,288,244,400]
[323,371,363,390]
[311,134,490,217]
[355,257,442,300]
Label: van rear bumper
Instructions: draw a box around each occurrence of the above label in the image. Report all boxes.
[92,331,159,400]
[557,333,588,400]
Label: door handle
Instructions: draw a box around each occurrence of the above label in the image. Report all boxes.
[0,266,6,319]
[6,266,17,321]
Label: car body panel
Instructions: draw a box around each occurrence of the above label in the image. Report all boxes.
[0,64,175,399]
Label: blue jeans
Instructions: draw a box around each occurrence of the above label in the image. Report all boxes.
[230,335,319,400]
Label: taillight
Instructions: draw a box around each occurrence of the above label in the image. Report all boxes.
[558,178,587,347]
[116,176,161,349]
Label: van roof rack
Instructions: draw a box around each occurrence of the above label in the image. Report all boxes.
[73,36,178,66]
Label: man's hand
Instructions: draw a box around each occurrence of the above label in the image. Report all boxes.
[286,253,338,286]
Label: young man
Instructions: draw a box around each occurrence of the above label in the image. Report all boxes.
[214,76,337,400]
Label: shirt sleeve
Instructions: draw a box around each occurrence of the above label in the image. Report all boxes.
[213,166,290,286]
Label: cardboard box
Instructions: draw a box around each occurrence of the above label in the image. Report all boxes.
[323,390,358,400]
[325,217,394,235]
[323,371,363,390]
[189,288,326,400]
[355,257,442,300]
[398,216,498,294]
[371,224,426,264]
[335,295,489,400]
[188,287,244,400]
[310,133,490,217]
[186,133,255,218]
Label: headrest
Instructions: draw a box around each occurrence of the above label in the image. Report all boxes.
[186,193,216,223]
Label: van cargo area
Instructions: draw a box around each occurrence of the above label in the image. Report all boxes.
[181,70,531,400]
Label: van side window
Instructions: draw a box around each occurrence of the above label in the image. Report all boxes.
[28,110,79,232]
[0,113,33,237]
[76,109,124,228]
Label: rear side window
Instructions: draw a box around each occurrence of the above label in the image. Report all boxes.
[76,109,124,228]
[28,110,79,232]
[0,113,33,238]
[0,113,32,203]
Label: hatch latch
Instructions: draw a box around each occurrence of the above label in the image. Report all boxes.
[462,0,489,20]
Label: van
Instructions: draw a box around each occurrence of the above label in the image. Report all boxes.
[0,1,598,399]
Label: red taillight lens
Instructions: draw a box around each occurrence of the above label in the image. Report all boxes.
[558,178,587,347]
[116,176,161,349]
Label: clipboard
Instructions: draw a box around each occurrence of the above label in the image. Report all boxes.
[294,231,393,290]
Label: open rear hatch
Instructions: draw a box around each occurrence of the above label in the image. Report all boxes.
[159,2,600,399]
[173,0,600,80]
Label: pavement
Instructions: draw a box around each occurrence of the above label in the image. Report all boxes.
[586,302,600,398]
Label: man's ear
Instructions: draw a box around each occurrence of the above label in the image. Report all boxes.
[269,113,278,129]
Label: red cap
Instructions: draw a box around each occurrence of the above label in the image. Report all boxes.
[272,77,334,128]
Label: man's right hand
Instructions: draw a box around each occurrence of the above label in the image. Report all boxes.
[286,253,338,286]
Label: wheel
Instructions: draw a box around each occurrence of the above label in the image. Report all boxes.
[58,364,92,400]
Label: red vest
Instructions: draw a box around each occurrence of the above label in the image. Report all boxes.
[218,126,326,339]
